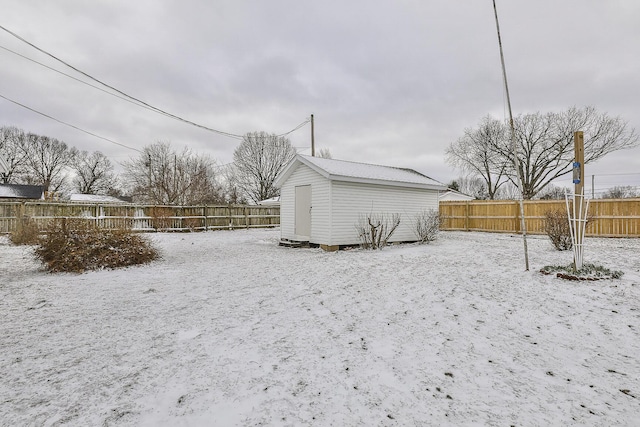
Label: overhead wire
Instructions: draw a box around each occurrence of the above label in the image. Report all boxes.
[0,92,142,153]
[0,44,199,122]
[1,43,312,141]
[0,25,310,140]
[0,24,312,146]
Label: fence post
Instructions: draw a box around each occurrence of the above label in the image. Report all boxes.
[244,206,249,228]
[464,202,469,231]
[514,201,520,233]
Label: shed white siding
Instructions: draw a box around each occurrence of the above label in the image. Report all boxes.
[329,181,439,246]
[279,163,331,244]
[276,155,447,249]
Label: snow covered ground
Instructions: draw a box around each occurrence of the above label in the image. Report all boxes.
[1,229,638,426]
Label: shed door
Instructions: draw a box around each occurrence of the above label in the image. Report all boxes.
[295,185,311,238]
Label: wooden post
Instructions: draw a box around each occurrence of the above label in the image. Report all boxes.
[464,202,469,231]
[310,114,315,156]
[203,206,207,231]
[572,131,586,271]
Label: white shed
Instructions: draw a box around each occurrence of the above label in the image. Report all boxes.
[275,155,447,250]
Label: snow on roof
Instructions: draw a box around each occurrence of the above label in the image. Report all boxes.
[439,189,475,201]
[277,155,447,190]
[69,194,126,203]
[0,184,44,199]
[258,196,280,205]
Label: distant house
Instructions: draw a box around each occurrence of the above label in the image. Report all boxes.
[275,155,447,250]
[69,194,127,204]
[257,196,280,207]
[439,189,475,202]
[0,184,45,201]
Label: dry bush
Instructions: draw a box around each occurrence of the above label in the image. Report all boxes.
[543,210,572,251]
[35,218,159,273]
[10,217,41,245]
[182,216,202,231]
[355,213,401,250]
[149,207,174,231]
[414,209,442,244]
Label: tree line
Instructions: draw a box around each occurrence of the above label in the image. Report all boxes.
[446,106,639,200]
[0,127,309,205]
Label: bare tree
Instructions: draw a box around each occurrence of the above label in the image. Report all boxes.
[232,131,296,203]
[20,133,74,192]
[317,148,332,159]
[221,166,247,204]
[448,107,639,199]
[537,184,571,200]
[123,142,223,205]
[71,150,117,194]
[0,126,29,183]
[448,176,489,199]
[446,116,509,199]
[600,186,638,199]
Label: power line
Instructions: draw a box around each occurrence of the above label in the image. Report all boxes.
[0,28,311,140]
[0,24,246,139]
[0,92,142,153]
[0,44,187,120]
[0,25,312,144]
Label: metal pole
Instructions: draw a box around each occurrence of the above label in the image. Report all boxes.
[493,0,529,270]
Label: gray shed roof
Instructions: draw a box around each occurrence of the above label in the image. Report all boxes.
[276,155,447,190]
[0,184,45,200]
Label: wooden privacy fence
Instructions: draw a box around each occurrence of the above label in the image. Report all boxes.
[440,198,640,237]
[0,202,280,233]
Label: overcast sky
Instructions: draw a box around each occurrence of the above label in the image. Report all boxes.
[1,0,639,191]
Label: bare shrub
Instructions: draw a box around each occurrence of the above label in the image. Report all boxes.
[355,213,401,250]
[414,209,442,244]
[544,210,572,251]
[35,218,159,273]
[10,217,41,245]
[149,207,174,231]
[182,216,202,231]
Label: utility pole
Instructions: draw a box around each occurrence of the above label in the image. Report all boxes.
[493,0,529,271]
[310,114,315,156]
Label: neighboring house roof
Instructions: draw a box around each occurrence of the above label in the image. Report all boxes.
[0,184,45,200]
[439,189,475,201]
[69,194,126,203]
[276,155,447,190]
[258,196,280,206]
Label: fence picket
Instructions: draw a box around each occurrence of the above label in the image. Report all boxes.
[0,202,280,234]
[440,199,640,237]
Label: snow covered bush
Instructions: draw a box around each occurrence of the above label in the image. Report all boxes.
[540,263,623,280]
[35,218,159,272]
[414,209,442,244]
[355,213,401,250]
[543,210,572,251]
